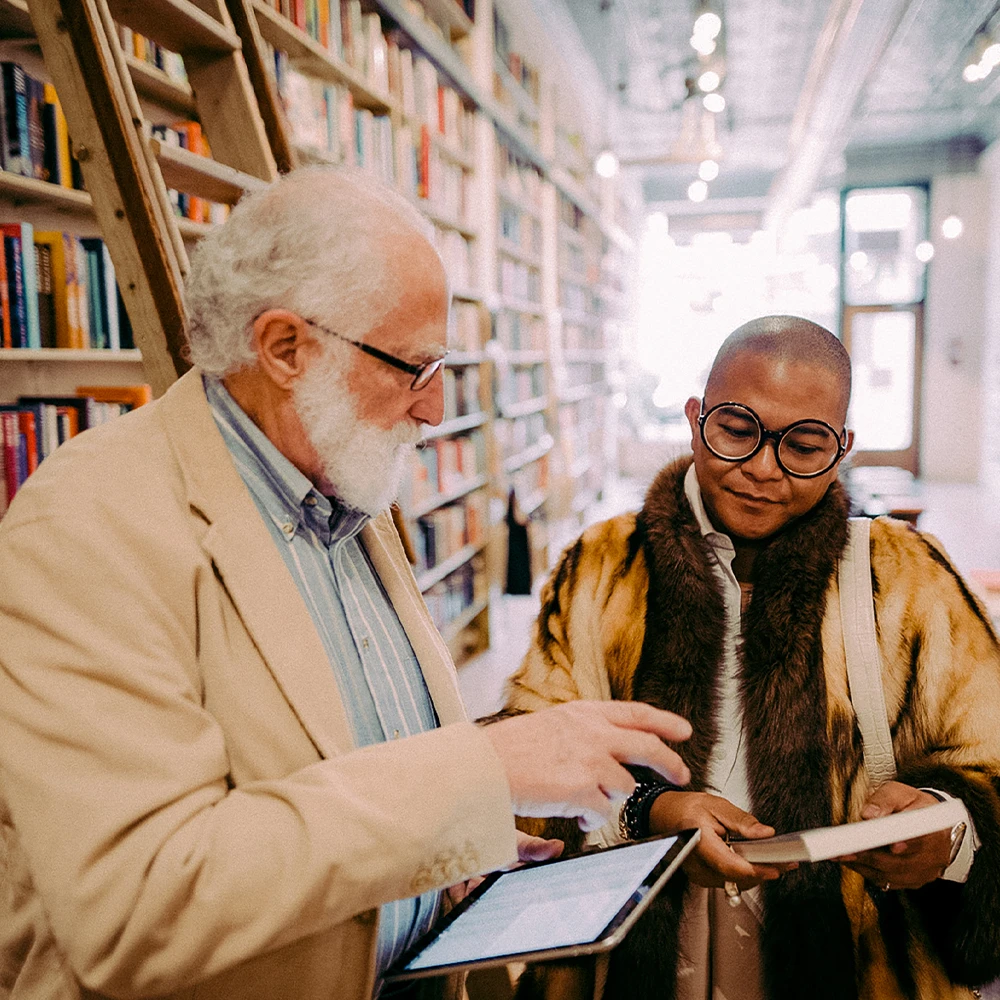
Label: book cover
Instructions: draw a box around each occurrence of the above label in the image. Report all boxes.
[340,0,354,68]
[3,234,26,349]
[24,73,45,181]
[0,242,9,349]
[34,240,55,349]
[72,236,90,349]
[1,410,22,503]
[1,224,39,348]
[116,285,134,350]
[42,83,72,189]
[33,232,70,348]
[326,0,342,58]
[0,62,30,177]
[19,395,90,432]
[730,798,966,865]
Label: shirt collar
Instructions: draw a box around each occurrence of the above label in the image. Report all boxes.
[684,462,735,554]
[204,375,368,546]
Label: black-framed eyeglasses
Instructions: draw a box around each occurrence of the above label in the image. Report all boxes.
[304,318,449,391]
[698,400,847,479]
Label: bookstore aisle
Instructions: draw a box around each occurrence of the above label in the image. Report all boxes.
[0,0,636,670]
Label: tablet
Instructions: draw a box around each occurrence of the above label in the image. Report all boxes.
[383,829,699,982]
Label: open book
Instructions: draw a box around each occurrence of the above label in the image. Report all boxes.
[730,798,965,864]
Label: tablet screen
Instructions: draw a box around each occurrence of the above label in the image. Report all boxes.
[400,835,681,974]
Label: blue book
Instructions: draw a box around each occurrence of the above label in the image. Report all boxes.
[2,223,40,348]
[0,62,30,177]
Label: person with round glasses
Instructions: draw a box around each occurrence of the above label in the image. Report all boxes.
[502,315,1000,1000]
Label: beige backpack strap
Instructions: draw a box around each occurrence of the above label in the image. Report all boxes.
[839,517,897,786]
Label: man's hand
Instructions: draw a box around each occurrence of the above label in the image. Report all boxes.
[446,831,564,906]
[837,782,953,890]
[484,701,692,832]
[649,791,796,890]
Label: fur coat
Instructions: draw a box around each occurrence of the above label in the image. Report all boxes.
[502,457,1000,1000]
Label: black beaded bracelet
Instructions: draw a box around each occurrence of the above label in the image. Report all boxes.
[618,781,670,841]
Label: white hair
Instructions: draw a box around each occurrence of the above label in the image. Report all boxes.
[184,167,436,376]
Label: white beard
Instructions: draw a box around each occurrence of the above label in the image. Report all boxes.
[292,343,421,517]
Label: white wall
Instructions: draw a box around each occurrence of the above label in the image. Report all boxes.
[921,172,989,481]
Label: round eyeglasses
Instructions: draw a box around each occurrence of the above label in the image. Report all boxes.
[304,318,448,391]
[698,401,847,479]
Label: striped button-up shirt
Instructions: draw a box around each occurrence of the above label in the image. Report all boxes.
[205,377,440,989]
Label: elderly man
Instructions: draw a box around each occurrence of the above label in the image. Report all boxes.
[0,168,692,1000]
[505,316,1000,1000]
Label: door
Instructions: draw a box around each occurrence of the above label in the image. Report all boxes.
[841,303,923,475]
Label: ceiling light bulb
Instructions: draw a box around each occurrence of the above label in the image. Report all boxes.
[688,179,708,203]
[595,150,619,179]
[915,241,934,263]
[698,70,721,92]
[983,42,1000,69]
[964,62,984,82]
[942,215,963,239]
[699,159,719,181]
[850,251,869,271]
[690,34,716,55]
[693,11,722,39]
[703,93,726,113]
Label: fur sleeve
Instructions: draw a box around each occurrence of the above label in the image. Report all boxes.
[873,518,1000,984]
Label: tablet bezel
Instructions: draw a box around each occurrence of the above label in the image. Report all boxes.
[383,828,700,983]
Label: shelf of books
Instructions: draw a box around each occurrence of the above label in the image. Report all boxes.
[547,188,612,559]
[0,17,154,513]
[250,0,492,663]
[493,131,551,580]
[0,2,276,511]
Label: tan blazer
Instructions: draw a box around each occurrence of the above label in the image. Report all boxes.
[0,370,516,1000]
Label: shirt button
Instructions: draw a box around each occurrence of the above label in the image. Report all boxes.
[304,496,318,506]
[281,522,295,536]
[393,729,400,739]
[362,637,369,649]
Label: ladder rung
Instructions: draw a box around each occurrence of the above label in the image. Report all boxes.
[126,55,198,118]
[151,138,269,204]
[107,0,241,55]
[251,0,394,114]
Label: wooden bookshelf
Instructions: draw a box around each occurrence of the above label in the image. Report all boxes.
[0,348,142,362]
[416,540,488,592]
[125,54,197,118]
[250,0,396,113]
[421,411,489,440]
[412,475,488,520]
[151,138,270,203]
[107,0,242,55]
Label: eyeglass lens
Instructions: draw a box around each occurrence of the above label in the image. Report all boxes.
[703,404,841,476]
[411,358,445,390]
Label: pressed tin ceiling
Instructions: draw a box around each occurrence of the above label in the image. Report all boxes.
[555,0,1000,216]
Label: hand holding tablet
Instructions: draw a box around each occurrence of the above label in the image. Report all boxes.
[384,831,700,983]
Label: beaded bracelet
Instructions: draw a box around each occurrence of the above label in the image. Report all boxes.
[618,781,670,841]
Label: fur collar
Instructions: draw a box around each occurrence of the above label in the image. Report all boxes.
[607,456,856,1000]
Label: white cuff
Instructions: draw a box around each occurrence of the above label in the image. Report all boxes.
[920,788,979,883]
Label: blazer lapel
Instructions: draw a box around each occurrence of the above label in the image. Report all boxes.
[156,370,354,759]
[361,515,470,726]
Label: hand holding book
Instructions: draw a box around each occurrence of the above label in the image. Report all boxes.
[648,790,799,892]
[836,782,964,890]
[731,782,965,890]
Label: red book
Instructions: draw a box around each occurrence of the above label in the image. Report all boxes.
[17,410,37,474]
[292,0,306,29]
[0,243,9,348]
[419,124,430,200]
[2,411,21,504]
[437,85,445,134]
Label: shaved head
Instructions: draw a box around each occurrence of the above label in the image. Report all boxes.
[706,316,852,422]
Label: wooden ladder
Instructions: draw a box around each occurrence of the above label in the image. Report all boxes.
[28,0,279,396]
